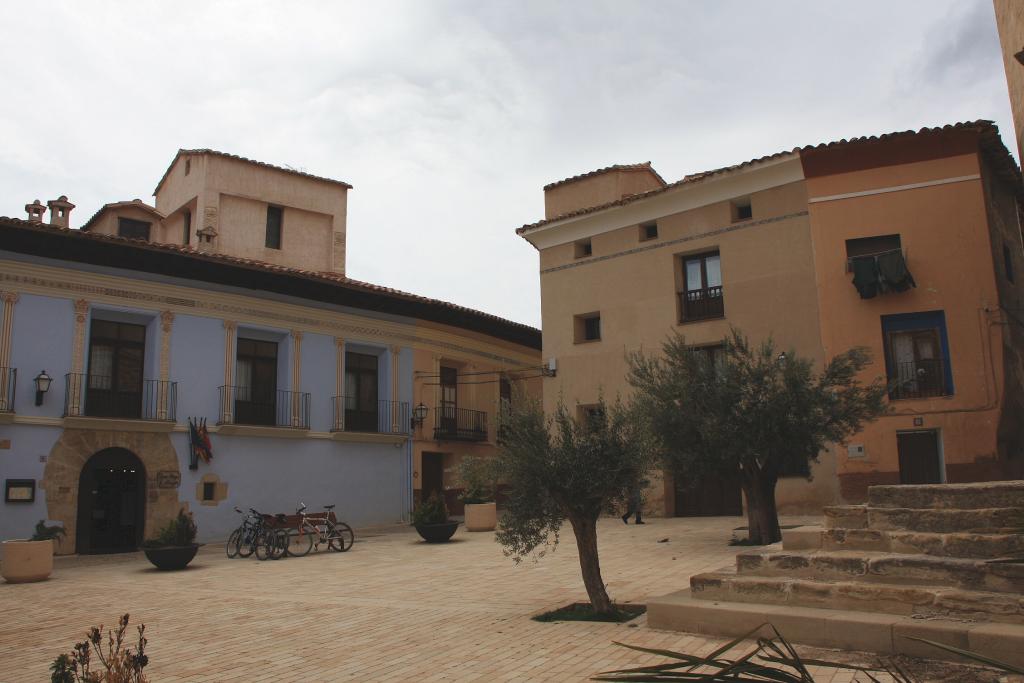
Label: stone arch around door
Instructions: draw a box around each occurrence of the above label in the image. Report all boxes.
[42,429,183,555]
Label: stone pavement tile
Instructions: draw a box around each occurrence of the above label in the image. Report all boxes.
[0,514,917,682]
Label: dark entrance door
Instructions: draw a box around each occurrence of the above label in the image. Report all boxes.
[421,452,444,504]
[76,448,146,554]
[235,338,278,426]
[344,351,379,432]
[898,431,943,484]
[674,470,743,517]
[86,320,146,419]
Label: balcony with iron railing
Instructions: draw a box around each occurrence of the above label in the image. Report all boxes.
[0,367,15,414]
[331,396,410,435]
[888,359,949,400]
[64,374,177,421]
[433,406,488,442]
[680,286,725,322]
[218,385,310,429]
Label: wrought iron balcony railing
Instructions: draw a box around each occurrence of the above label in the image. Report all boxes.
[218,385,310,428]
[64,374,177,421]
[680,285,725,322]
[0,367,15,413]
[433,406,488,442]
[888,359,949,400]
[331,397,410,434]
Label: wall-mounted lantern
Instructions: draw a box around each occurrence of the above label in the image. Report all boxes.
[411,403,429,428]
[33,370,52,406]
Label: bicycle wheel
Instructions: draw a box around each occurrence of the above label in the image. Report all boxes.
[328,522,355,552]
[237,528,257,558]
[271,529,289,560]
[254,530,278,561]
[226,528,242,558]
[285,526,314,557]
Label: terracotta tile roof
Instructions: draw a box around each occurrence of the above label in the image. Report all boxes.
[153,148,353,196]
[543,162,668,191]
[81,199,166,231]
[518,120,1022,235]
[0,217,540,347]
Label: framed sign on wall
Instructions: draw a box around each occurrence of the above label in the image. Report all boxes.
[5,479,36,503]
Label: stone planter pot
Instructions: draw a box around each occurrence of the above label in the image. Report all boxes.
[414,521,460,543]
[464,502,497,532]
[1,539,54,583]
[143,544,202,570]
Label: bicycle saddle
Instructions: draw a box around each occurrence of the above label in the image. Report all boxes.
[323,504,335,510]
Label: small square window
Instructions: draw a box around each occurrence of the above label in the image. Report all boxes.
[640,222,658,241]
[574,313,601,343]
[574,239,592,259]
[202,482,216,501]
[732,199,752,222]
[185,158,191,176]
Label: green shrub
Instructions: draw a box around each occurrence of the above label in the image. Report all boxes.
[143,509,197,548]
[31,520,66,544]
[411,494,449,526]
[457,456,497,504]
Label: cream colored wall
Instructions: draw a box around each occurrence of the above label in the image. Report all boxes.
[218,194,334,271]
[994,0,1024,160]
[807,151,1008,501]
[537,179,836,514]
[155,153,348,274]
[544,169,665,220]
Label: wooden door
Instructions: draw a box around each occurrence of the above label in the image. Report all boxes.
[674,470,743,517]
[421,452,444,503]
[898,431,942,484]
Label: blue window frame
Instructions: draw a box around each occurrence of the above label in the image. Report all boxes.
[880,311,953,400]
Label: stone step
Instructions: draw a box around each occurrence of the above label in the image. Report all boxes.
[783,525,1024,559]
[735,550,1024,593]
[868,506,1024,534]
[647,589,1024,668]
[689,571,1024,623]
[868,480,1024,511]
[823,505,867,529]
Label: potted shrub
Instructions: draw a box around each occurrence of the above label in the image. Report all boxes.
[2,520,65,583]
[143,508,201,570]
[412,494,459,543]
[458,456,498,532]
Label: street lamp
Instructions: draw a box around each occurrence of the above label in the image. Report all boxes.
[411,403,429,428]
[33,370,53,406]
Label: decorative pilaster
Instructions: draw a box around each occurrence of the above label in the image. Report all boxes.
[391,345,402,432]
[221,321,237,423]
[157,311,175,420]
[335,337,346,430]
[0,292,18,412]
[291,330,304,427]
[68,299,89,416]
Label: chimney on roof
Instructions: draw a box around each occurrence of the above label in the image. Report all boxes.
[47,195,75,228]
[24,199,45,223]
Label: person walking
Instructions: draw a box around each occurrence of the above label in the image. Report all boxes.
[621,480,645,525]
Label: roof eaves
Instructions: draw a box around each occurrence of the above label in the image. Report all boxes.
[80,200,166,232]
[542,162,668,191]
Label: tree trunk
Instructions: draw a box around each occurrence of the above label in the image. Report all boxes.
[568,514,614,614]
[742,473,781,545]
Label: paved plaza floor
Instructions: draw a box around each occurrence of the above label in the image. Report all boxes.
[0,515,995,682]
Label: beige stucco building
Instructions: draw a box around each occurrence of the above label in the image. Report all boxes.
[519,122,1024,516]
[995,0,1024,160]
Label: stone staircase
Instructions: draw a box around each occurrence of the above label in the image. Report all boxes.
[648,481,1024,666]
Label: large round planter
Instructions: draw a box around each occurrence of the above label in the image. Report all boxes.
[143,544,202,570]
[464,502,497,532]
[413,521,460,543]
[1,539,54,583]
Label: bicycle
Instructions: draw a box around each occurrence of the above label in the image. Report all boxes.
[227,507,267,558]
[285,504,355,557]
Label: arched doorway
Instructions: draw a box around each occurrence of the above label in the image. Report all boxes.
[76,448,146,554]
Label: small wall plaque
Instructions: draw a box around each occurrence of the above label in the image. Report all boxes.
[847,444,866,459]
[913,417,924,427]
[157,471,181,489]
[0,439,10,450]
[5,479,36,503]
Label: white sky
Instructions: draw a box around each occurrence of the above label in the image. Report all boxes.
[0,0,1014,329]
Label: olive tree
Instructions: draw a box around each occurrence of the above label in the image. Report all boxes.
[628,330,887,545]
[494,395,656,615]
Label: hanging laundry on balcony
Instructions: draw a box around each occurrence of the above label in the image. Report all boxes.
[851,256,880,299]
[877,249,916,293]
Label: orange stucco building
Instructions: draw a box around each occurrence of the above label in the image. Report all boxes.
[519,122,1024,513]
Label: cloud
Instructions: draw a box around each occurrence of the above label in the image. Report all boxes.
[0,0,1015,328]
